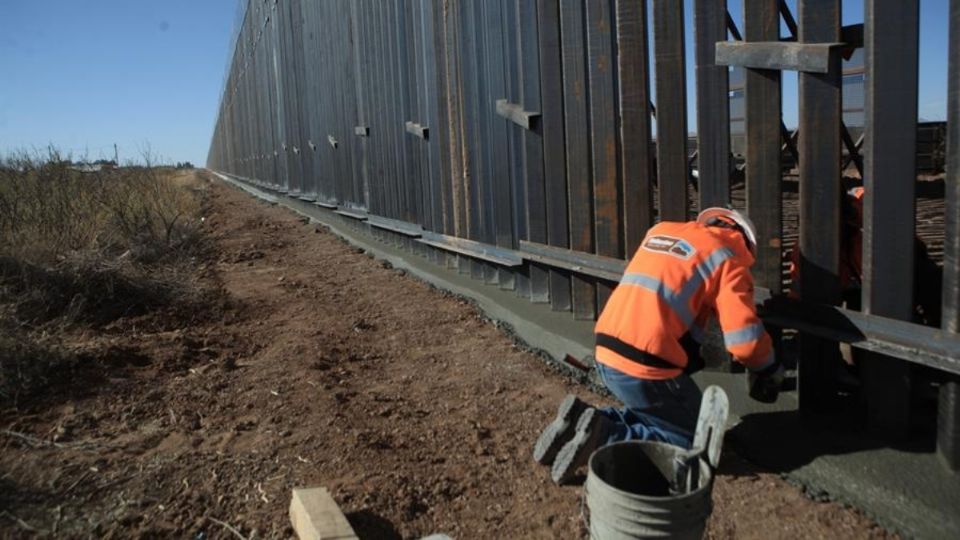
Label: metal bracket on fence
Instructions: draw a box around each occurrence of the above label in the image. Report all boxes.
[418,232,522,267]
[495,99,541,131]
[518,240,625,282]
[354,126,370,137]
[405,121,429,140]
[366,215,423,237]
[334,207,368,221]
[308,140,317,151]
[716,41,845,73]
[292,146,300,155]
[327,136,338,149]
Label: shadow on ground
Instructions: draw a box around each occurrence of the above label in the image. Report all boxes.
[346,509,402,540]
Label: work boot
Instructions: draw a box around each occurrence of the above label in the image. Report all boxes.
[533,394,590,466]
[550,408,613,485]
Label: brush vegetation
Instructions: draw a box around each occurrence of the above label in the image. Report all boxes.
[0,150,216,405]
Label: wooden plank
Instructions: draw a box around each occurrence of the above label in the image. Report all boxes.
[289,487,359,540]
[716,41,841,74]
[861,0,919,437]
[538,0,573,312]
[796,0,842,416]
[694,0,731,210]
[652,0,689,222]
[559,0,596,320]
[743,0,782,294]
[940,0,960,470]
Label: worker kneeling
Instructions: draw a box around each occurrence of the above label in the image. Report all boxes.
[535,208,784,485]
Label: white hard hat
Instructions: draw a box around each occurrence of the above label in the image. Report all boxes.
[697,207,758,254]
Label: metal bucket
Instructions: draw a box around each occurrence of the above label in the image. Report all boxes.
[585,441,713,539]
[583,385,729,539]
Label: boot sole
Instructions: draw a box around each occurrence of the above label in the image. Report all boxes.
[551,408,607,485]
[533,394,588,466]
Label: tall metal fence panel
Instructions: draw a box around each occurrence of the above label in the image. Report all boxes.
[208,0,960,470]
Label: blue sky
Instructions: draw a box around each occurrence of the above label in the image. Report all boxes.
[709,0,952,126]
[0,0,238,165]
[0,0,952,166]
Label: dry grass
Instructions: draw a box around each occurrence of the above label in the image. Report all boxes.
[0,150,217,406]
[0,152,203,265]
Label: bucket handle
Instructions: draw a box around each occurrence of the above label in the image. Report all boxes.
[673,385,730,494]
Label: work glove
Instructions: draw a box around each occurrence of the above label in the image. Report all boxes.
[747,356,785,403]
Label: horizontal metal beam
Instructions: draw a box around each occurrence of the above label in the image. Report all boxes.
[495,99,541,130]
[334,208,368,220]
[716,41,843,73]
[758,292,960,376]
[518,240,625,282]
[366,215,424,237]
[417,232,522,267]
[404,121,429,140]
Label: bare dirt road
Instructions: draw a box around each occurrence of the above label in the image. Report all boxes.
[0,173,893,539]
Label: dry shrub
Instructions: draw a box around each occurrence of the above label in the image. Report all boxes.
[0,152,204,263]
[0,150,214,327]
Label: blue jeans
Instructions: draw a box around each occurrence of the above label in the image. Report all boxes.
[596,363,703,449]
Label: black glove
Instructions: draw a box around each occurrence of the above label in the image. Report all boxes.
[747,356,785,403]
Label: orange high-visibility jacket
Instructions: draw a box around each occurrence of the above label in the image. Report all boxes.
[595,221,774,380]
[788,186,864,296]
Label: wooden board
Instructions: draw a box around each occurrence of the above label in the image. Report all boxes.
[290,487,359,540]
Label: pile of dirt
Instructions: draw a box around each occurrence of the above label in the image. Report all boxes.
[0,174,894,539]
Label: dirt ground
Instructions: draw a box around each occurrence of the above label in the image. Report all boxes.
[0,172,895,539]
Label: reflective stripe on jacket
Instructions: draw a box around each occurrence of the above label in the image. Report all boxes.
[594,221,774,379]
